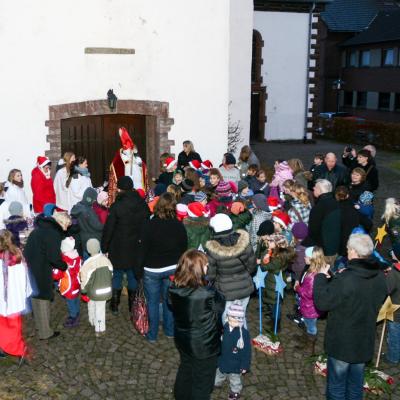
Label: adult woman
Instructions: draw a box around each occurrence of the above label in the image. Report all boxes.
[169,249,225,400]
[24,211,70,340]
[205,213,256,324]
[177,140,202,170]
[0,230,32,362]
[139,192,188,342]
[348,167,369,203]
[356,149,379,192]
[288,159,308,188]
[237,145,260,178]
[69,156,93,208]
[288,183,312,226]
[101,176,150,315]
[53,151,75,212]
[4,169,30,216]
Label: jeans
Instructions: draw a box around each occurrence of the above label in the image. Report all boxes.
[303,317,317,335]
[174,350,218,400]
[215,368,243,394]
[223,297,250,329]
[143,269,174,341]
[387,321,400,364]
[112,269,137,290]
[327,357,365,400]
[66,297,80,318]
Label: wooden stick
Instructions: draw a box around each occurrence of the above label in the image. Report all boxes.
[375,319,386,368]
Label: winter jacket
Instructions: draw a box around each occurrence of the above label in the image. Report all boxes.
[348,182,371,203]
[313,257,387,363]
[93,203,109,225]
[177,151,202,170]
[306,193,341,256]
[218,323,251,374]
[53,252,82,300]
[230,210,252,231]
[138,217,188,271]
[169,284,225,359]
[101,190,150,274]
[387,216,400,250]
[4,216,28,248]
[338,199,372,256]
[71,197,103,251]
[292,244,306,281]
[205,230,256,301]
[31,167,56,213]
[271,162,293,190]
[344,159,379,192]
[297,271,320,319]
[312,163,349,191]
[156,171,174,186]
[386,265,400,323]
[24,216,68,300]
[207,198,232,218]
[260,254,285,305]
[250,180,270,196]
[183,216,211,250]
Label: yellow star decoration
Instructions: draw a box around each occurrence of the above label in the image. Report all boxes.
[377,296,400,322]
[374,224,387,245]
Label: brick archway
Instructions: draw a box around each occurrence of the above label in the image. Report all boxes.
[45,99,174,180]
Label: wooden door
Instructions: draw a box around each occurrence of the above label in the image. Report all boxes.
[61,114,146,187]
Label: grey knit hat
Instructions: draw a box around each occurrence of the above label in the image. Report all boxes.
[86,238,101,256]
[8,201,23,216]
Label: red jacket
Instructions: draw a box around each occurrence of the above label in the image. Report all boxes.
[53,253,82,299]
[93,203,109,225]
[31,167,56,213]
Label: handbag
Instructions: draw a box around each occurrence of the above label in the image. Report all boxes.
[131,280,149,336]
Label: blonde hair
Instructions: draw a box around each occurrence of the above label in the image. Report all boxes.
[0,229,22,262]
[288,159,305,175]
[167,184,182,202]
[308,246,326,273]
[351,167,366,183]
[183,140,195,153]
[7,169,22,183]
[52,211,72,230]
[282,179,295,192]
[293,183,310,206]
[382,198,400,224]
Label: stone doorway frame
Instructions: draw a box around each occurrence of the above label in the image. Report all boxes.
[45,99,174,180]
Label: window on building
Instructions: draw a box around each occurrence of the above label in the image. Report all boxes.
[347,50,357,67]
[344,91,353,107]
[395,93,400,111]
[378,92,391,110]
[357,92,367,108]
[382,48,394,66]
[360,50,371,67]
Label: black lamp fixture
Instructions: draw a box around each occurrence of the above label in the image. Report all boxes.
[332,78,345,113]
[107,89,118,111]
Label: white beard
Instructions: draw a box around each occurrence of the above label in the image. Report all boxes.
[121,150,143,190]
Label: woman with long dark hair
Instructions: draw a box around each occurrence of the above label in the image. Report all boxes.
[53,151,76,212]
[69,156,93,208]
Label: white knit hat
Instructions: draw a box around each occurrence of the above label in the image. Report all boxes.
[61,236,75,253]
[209,213,233,233]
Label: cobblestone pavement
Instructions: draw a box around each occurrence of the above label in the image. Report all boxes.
[1,139,399,400]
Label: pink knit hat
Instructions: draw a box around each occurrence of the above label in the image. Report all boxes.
[97,191,109,205]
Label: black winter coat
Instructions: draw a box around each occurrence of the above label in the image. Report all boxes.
[24,216,67,300]
[205,230,256,301]
[169,284,225,359]
[348,182,371,203]
[177,151,202,170]
[306,193,341,256]
[386,266,400,323]
[101,190,150,274]
[343,157,379,192]
[313,258,387,363]
[312,163,349,190]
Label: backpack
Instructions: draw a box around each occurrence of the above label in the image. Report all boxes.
[84,266,113,301]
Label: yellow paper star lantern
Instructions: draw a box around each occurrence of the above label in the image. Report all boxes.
[377,296,400,323]
[374,224,387,245]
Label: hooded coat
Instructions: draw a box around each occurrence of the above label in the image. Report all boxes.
[313,257,387,363]
[71,187,103,251]
[183,216,211,250]
[31,166,56,213]
[24,216,68,300]
[205,229,256,301]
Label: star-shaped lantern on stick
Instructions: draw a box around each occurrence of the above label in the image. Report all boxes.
[253,266,268,290]
[377,296,400,323]
[375,224,387,246]
[274,271,286,299]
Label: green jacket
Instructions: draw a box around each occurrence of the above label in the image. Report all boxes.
[183,217,211,250]
[260,255,285,305]
[230,210,252,231]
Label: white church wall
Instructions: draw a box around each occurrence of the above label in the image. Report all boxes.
[228,0,253,155]
[0,0,230,197]
[254,11,309,141]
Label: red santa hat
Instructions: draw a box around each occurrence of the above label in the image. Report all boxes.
[176,203,188,221]
[201,160,213,170]
[136,188,146,199]
[37,156,51,168]
[164,157,177,170]
[189,160,201,170]
[272,210,291,229]
[119,127,134,151]
[267,196,280,211]
[187,202,208,218]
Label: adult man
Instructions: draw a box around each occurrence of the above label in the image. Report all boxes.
[313,152,348,191]
[218,153,240,185]
[313,234,387,400]
[306,179,341,264]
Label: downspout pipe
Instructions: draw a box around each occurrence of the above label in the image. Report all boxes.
[303,1,316,143]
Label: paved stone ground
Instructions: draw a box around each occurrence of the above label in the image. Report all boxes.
[1,138,399,400]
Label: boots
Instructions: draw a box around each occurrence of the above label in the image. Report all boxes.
[110,289,122,315]
[128,290,136,313]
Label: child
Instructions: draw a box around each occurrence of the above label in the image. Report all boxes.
[272,210,293,244]
[244,164,258,190]
[209,168,223,192]
[183,202,210,250]
[173,169,184,187]
[270,161,293,193]
[207,181,233,217]
[215,302,251,400]
[248,193,271,251]
[53,236,82,328]
[156,157,177,186]
[260,233,295,331]
[80,239,113,337]
[255,220,275,264]
[382,198,400,259]
[295,246,325,355]
[251,169,269,196]
[93,191,109,224]
[236,180,254,203]
[230,201,252,231]
[355,191,374,220]
[4,201,28,248]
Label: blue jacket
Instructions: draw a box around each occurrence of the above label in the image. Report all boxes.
[218,323,251,374]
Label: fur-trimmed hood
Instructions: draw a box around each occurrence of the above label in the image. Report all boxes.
[205,229,249,258]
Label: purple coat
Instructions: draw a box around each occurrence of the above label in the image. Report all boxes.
[297,272,321,319]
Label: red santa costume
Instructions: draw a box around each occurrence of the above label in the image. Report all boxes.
[31,156,56,214]
[108,127,148,205]
[0,251,32,357]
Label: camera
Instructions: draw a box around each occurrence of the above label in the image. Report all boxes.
[345,146,353,153]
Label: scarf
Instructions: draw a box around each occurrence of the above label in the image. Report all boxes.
[75,166,91,178]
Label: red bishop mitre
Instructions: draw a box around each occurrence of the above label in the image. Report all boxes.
[119,127,134,151]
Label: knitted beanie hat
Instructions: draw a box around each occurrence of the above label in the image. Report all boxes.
[43,203,56,217]
[8,201,23,216]
[182,179,194,192]
[230,202,245,216]
[210,213,233,233]
[257,220,275,236]
[117,176,133,191]
[216,181,232,198]
[252,193,269,212]
[227,300,245,349]
[269,233,289,248]
[359,191,374,205]
[305,246,314,258]
[61,236,75,253]
[238,180,249,193]
[225,153,236,165]
[86,238,101,256]
[292,222,309,240]
[97,191,109,205]
[194,191,207,203]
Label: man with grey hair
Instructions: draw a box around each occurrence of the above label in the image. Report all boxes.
[305,179,341,264]
[313,233,387,400]
[313,152,349,191]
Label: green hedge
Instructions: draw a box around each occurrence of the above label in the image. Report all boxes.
[317,118,400,151]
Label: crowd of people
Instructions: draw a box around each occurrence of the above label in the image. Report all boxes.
[0,138,399,400]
